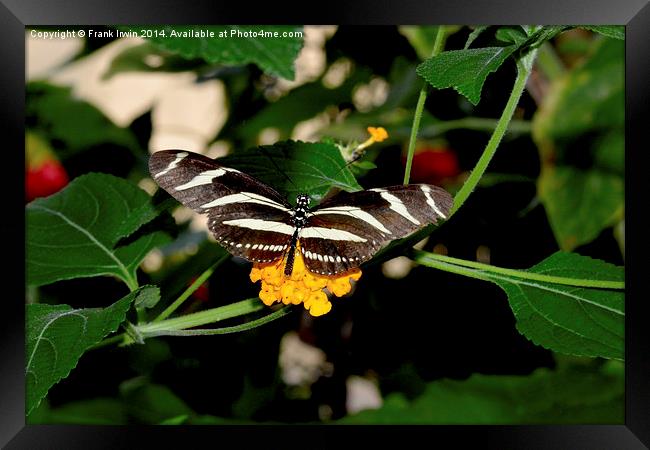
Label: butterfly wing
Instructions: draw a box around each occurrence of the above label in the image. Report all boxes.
[300,184,452,275]
[149,150,294,263]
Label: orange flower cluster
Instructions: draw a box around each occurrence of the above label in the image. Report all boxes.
[249,243,361,317]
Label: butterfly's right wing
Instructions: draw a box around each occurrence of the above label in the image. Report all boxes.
[300,184,453,275]
[149,150,294,263]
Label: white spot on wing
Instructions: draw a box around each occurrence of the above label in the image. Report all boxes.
[155,152,188,178]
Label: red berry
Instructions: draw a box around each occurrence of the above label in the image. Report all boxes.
[26,160,69,202]
[406,147,460,184]
[189,276,210,303]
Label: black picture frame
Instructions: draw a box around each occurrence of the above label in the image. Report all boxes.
[3,0,648,447]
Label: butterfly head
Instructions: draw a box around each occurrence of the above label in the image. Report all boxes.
[296,193,311,209]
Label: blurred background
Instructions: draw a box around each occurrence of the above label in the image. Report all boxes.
[26,25,624,424]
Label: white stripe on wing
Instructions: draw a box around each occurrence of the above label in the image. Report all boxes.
[222,218,295,235]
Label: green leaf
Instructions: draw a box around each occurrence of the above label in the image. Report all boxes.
[26,82,140,159]
[29,398,127,425]
[594,130,624,175]
[27,173,170,288]
[464,26,491,49]
[533,38,624,141]
[120,381,193,424]
[118,378,243,424]
[417,25,569,105]
[533,38,624,250]
[125,26,304,80]
[488,252,624,360]
[521,26,568,49]
[26,290,136,415]
[159,414,190,425]
[538,166,623,250]
[218,140,362,204]
[353,161,377,170]
[495,26,528,45]
[412,251,623,360]
[416,46,517,105]
[340,363,623,424]
[134,285,161,309]
[580,25,625,40]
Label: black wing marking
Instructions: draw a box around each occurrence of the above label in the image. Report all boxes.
[149,150,294,263]
[300,184,452,275]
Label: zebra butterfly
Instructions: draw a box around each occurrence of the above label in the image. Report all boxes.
[149,150,452,276]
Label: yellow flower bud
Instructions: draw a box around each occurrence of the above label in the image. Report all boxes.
[259,284,279,306]
[249,267,262,282]
[327,277,352,297]
[367,126,388,142]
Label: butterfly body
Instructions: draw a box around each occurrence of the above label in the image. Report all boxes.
[149,150,453,276]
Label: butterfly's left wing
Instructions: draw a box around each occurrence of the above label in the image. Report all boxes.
[300,184,452,275]
[149,150,294,263]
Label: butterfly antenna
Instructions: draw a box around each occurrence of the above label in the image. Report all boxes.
[260,146,299,191]
[332,142,368,178]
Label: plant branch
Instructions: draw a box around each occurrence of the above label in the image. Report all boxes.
[124,275,139,293]
[536,42,565,81]
[403,26,447,185]
[419,117,532,138]
[140,298,264,335]
[141,306,293,337]
[449,52,537,217]
[88,332,129,350]
[91,298,273,349]
[410,249,624,289]
[153,254,229,322]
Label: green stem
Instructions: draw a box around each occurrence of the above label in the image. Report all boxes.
[403,26,447,185]
[124,275,139,293]
[450,53,536,217]
[419,117,532,138]
[142,306,293,337]
[411,250,624,289]
[536,42,565,81]
[153,254,228,322]
[140,298,263,334]
[91,298,272,349]
[411,254,493,283]
[89,332,128,350]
